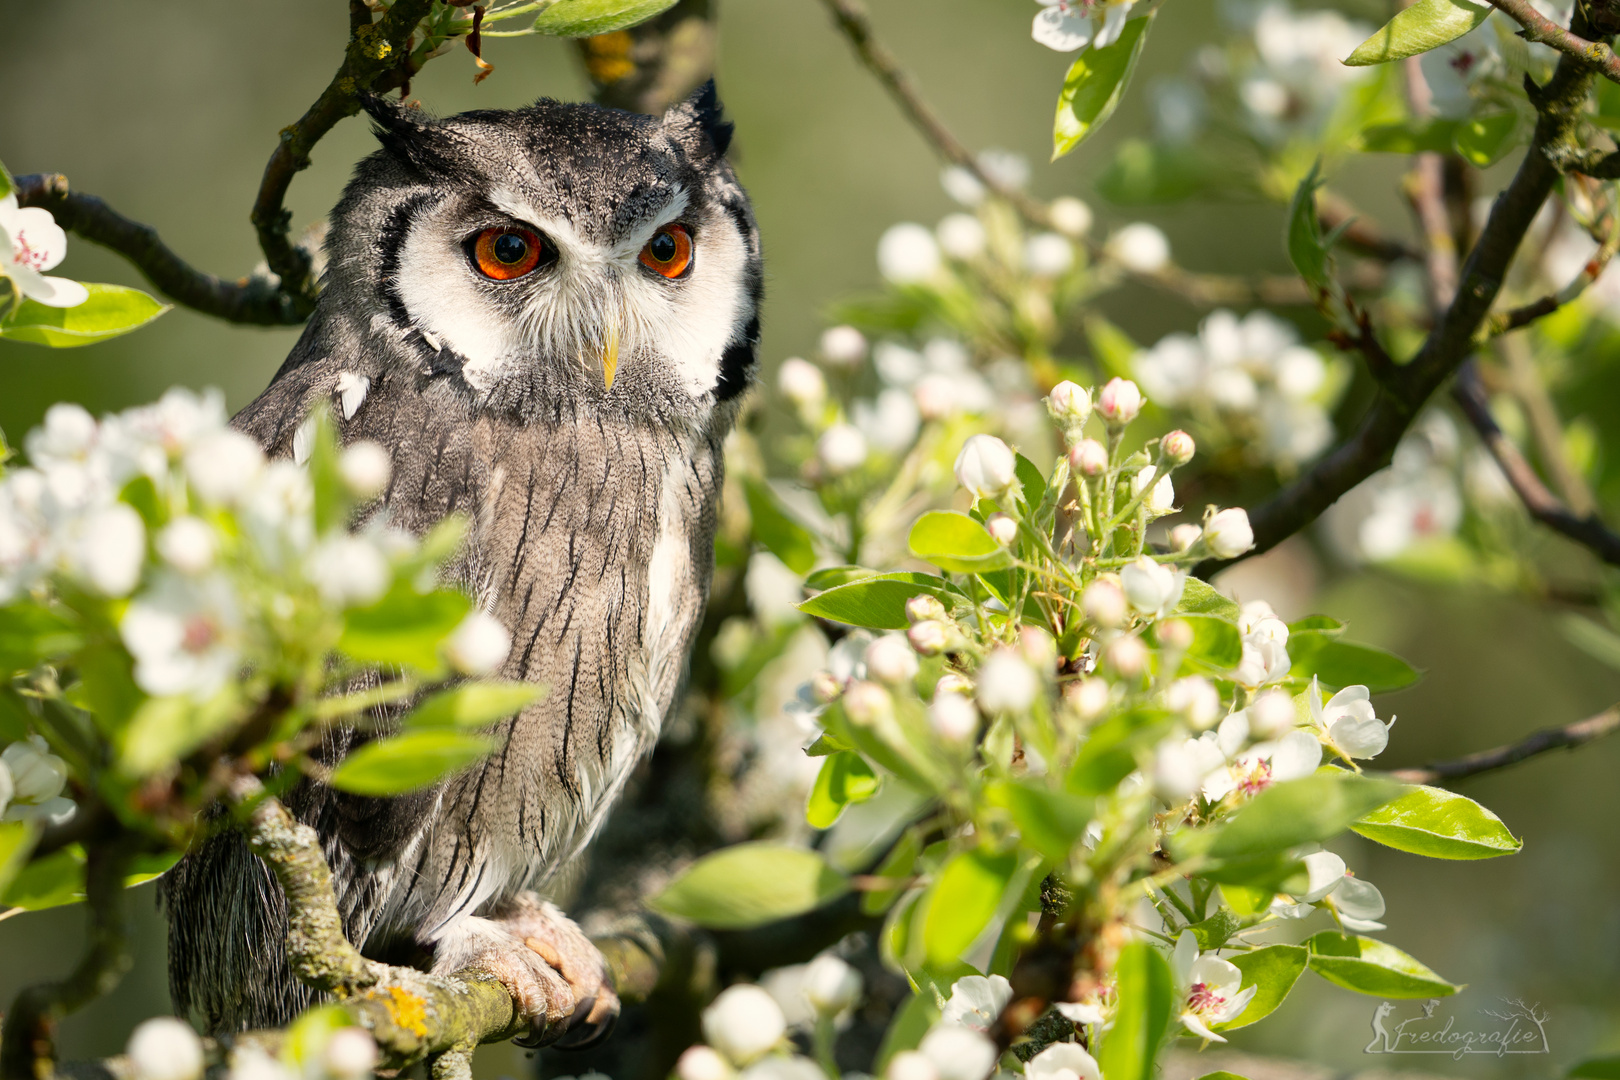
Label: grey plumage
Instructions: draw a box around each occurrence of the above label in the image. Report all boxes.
[163,84,761,1037]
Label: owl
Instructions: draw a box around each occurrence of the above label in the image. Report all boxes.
[161,82,762,1046]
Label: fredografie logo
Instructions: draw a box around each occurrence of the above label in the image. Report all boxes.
[1365,998,1550,1058]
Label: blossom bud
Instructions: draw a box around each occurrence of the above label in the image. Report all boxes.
[985,513,1018,546]
[1204,507,1255,559]
[906,595,948,624]
[444,612,511,676]
[866,635,920,685]
[810,670,843,704]
[935,672,973,697]
[323,1028,379,1080]
[1046,381,1092,433]
[1065,677,1111,720]
[1120,556,1183,618]
[1082,575,1127,628]
[887,1049,941,1080]
[184,429,264,505]
[1107,222,1171,273]
[339,440,392,499]
[843,680,892,724]
[1106,635,1148,678]
[1249,687,1296,739]
[954,435,1017,500]
[803,953,863,1015]
[1019,626,1057,669]
[817,423,869,475]
[778,357,827,407]
[1024,232,1075,277]
[156,517,215,575]
[29,403,97,461]
[913,374,957,420]
[820,325,868,367]
[1161,430,1195,466]
[2,737,66,804]
[918,1024,999,1080]
[929,692,979,741]
[1096,378,1143,427]
[878,223,943,284]
[127,1017,204,1080]
[677,1046,735,1080]
[1168,524,1203,552]
[976,649,1039,714]
[1131,465,1175,516]
[701,984,787,1065]
[908,620,950,656]
[937,213,988,260]
[1068,438,1107,478]
[1049,196,1094,238]
[1165,675,1219,729]
[1158,618,1194,651]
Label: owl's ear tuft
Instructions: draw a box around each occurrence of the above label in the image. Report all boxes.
[662,79,733,159]
[360,94,457,175]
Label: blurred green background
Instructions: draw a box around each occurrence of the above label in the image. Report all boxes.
[2,0,1618,1076]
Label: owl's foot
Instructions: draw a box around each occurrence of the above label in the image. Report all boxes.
[432,896,620,1049]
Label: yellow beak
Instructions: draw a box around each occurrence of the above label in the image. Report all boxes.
[601,321,620,391]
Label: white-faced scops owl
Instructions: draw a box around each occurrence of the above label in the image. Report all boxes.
[161,82,761,1047]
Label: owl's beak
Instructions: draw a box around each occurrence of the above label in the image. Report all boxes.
[600,321,620,391]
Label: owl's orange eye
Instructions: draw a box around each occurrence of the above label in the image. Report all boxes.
[639,224,693,279]
[472,227,545,280]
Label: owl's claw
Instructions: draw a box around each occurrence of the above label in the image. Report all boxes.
[434,894,619,1050]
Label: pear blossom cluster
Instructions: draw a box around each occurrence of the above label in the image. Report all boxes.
[0,735,75,826]
[124,1014,378,1080]
[1131,308,1340,472]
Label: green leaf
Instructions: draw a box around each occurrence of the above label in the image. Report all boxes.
[1570,1056,1620,1079]
[404,682,543,729]
[1053,14,1154,159]
[1098,140,1246,205]
[1351,784,1521,859]
[908,511,1013,574]
[650,841,850,929]
[1220,945,1308,1030]
[1287,631,1421,692]
[1355,118,1460,154]
[863,828,923,916]
[1345,0,1491,65]
[1097,941,1173,1080]
[1067,709,1172,797]
[1286,160,1332,291]
[1177,579,1241,621]
[744,478,818,576]
[0,158,12,200]
[922,848,1019,969]
[327,730,498,796]
[0,603,81,674]
[876,993,940,1073]
[1192,853,1307,893]
[807,750,881,829]
[799,572,961,630]
[0,283,169,347]
[1,848,84,910]
[1014,453,1047,514]
[1186,909,1241,951]
[531,0,679,36]
[986,780,1092,865]
[1191,774,1406,860]
[284,1006,358,1070]
[338,582,471,673]
[118,689,244,777]
[1182,614,1241,669]
[1453,112,1519,167]
[0,820,39,899]
[1305,932,1461,998]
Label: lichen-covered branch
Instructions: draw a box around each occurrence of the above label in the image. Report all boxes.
[1389,703,1620,784]
[1485,0,1620,85]
[13,173,307,326]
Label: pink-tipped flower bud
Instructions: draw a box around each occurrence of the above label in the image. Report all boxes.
[1106,635,1149,678]
[1065,676,1112,720]
[1161,430,1195,466]
[1204,507,1255,559]
[1168,524,1203,552]
[935,672,973,697]
[1046,381,1092,427]
[866,635,920,684]
[1082,575,1127,628]
[1158,618,1194,651]
[908,620,950,656]
[1068,438,1107,478]
[1096,378,1143,427]
[985,513,1018,546]
[929,692,980,742]
[843,680,892,724]
[810,670,843,704]
[906,594,948,624]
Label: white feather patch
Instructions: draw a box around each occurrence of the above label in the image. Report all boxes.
[335,371,370,420]
[292,415,317,465]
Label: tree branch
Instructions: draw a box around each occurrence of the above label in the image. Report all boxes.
[1388,703,1620,784]
[1451,360,1620,562]
[1196,27,1600,577]
[12,173,307,325]
[1485,0,1620,84]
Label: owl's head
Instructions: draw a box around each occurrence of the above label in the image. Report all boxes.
[319,83,761,422]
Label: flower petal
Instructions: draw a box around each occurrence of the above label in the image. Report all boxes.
[1301,850,1346,902]
[24,274,90,308]
[9,207,69,271]
[1032,7,1094,51]
[1095,2,1132,47]
[1332,874,1385,921]
[1271,729,1323,780]
[1171,930,1199,987]
[1329,715,1390,759]
[1179,1011,1226,1043]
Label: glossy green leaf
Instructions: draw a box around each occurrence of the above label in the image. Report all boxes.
[1192,852,1307,893]
[1189,774,1406,860]
[807,750,881,829]
[799,572,961,630]
[1,848,83,910]
[1305,932,1461,997]
[0,603,80,674]
[650,841,850,929]
[744,478,818,576]
[1453,112,1519,167]
[327,730,498,796]
[1345,0,1491,65]
[531,0,679,36]
[1177,579,1241,621]
[1053,14,1153,159]
[0,283,169,347]
[986,779,1092,864]
[1220,945,1308,1030]
[908,511,1012,574]
[1352,784,1521,859]
[0,821,39,899]
[1219,884,1274,916]
[1097,941,1173,1080]
[1286,160,1332,291]
[1287,631,1421,693]
[404,682,543,729]
[1182,614,1241,669]
[1067,709,1172,797]
[1187,909,1241,951]
[923,848,1019,968]
[338,583,471,673]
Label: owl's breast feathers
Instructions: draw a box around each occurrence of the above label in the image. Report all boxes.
[233,356,725,945]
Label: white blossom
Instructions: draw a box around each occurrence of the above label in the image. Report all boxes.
[1203,508,1254,559]
[1331,872,1387,932]
[339,441,392,499]
[817,423,869,475]
[886,1051,939,1080]
[226,1047,294,1080]
[1203,729,1321,801]
[702,984,786,1065]
[954,435,1017,500]
[1131,465,1175,516]
[0,193,88,308]
[803,953,863,1014]
[1309,677,1394,759]
[1153,733,1227,802]
[677,1046,735,1080]
[127,1017,205,1080]
[184,429,266,505]
[444,611,511,676]
[1168,524,1202,552]
[778,358,827,407]
[1170,930,1256,1042]
[1247,687,1296,739]
[1232,634,1290,689]
[878,223,942,284]
[1106,634,1148,677]
[121,573,243,698]
[854,388,921,453]
[68,503,145,597]
[929,691,979,741]
[1107,223,1170,273]
[1024,232,1074,277]
[1120,555,1185,618]
[985,513,1018,546]
[918,1024,998,1080]
[322,1028,380,1080]
[942,974,1013,1031]
[977,649,1040,714]
[866,634,920,685]
[1165,676,1220,730]
[820,325,868,367]
[1025,1042,1101,1080]
[1082,575,1126,628]
[1032,0,1138,53]
[1049,197,1094,238]
[937,214,988,260]
[156,517,216,575]
[306,534,390,607]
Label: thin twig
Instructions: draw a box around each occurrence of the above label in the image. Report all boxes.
[1496,333,1596,513]
[13,173,306,325]
[1485,0,1620,84]
[1389,703,1620,783]
[1451,360,1620,562]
